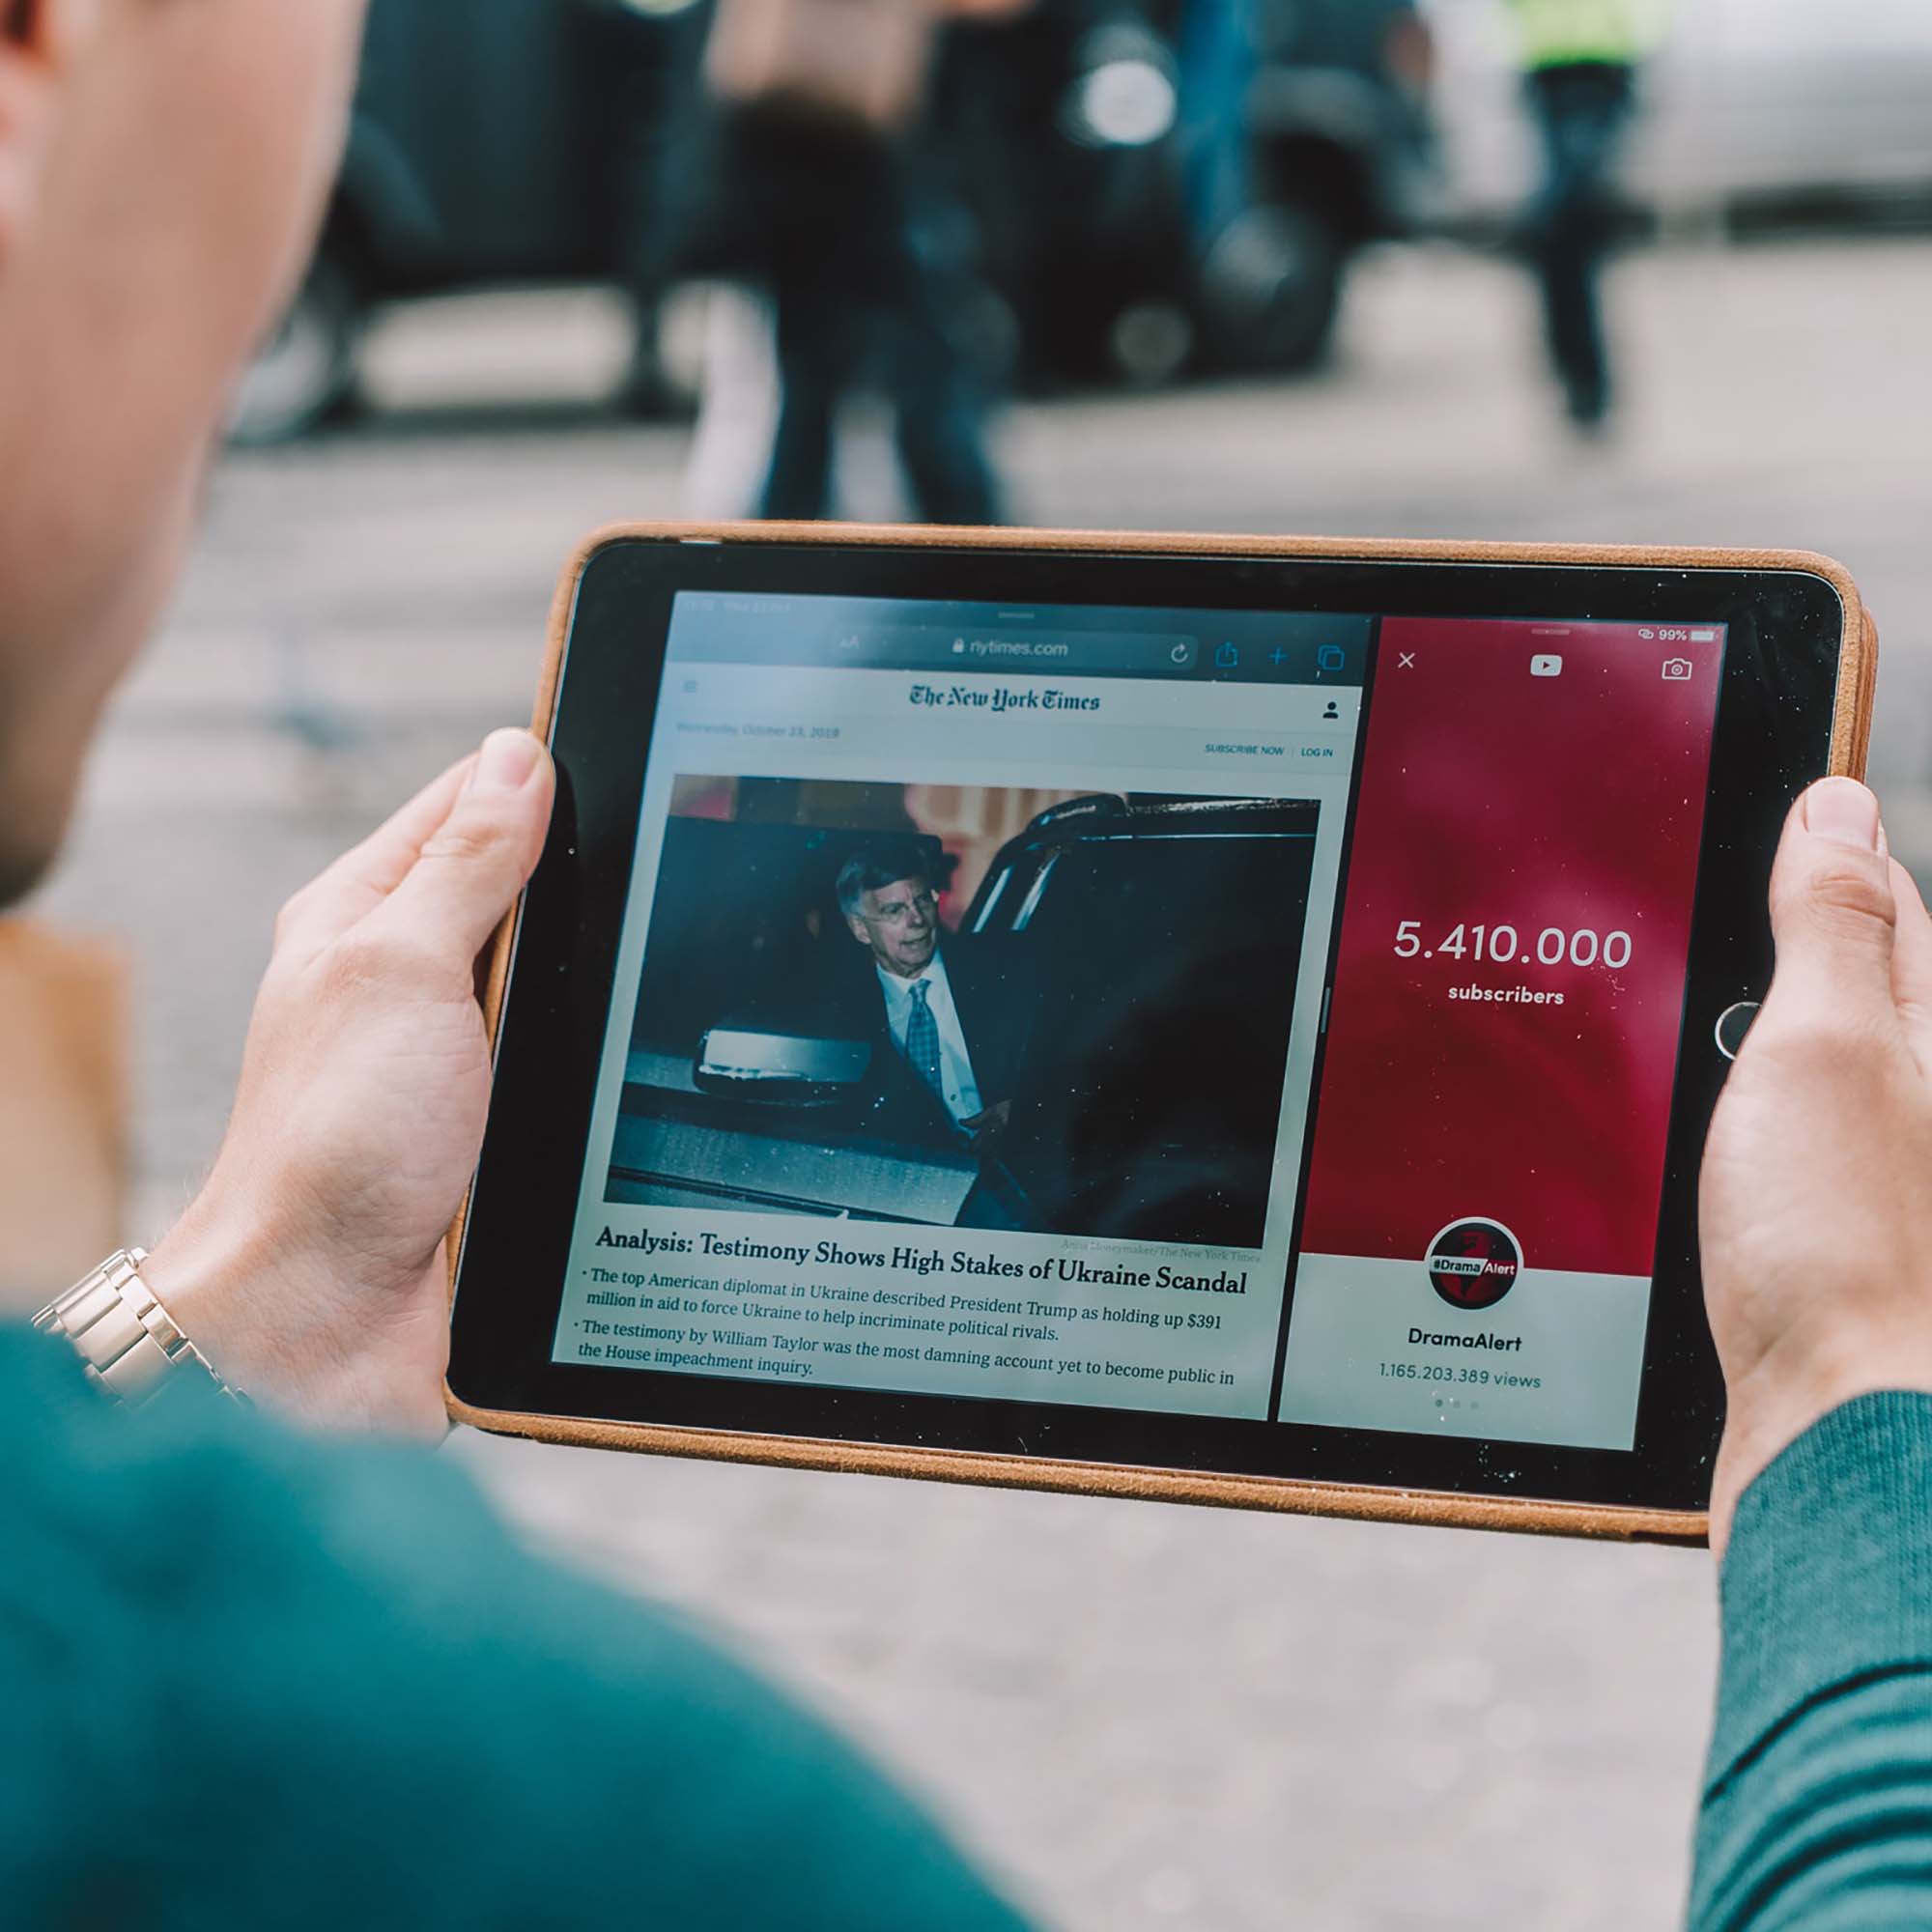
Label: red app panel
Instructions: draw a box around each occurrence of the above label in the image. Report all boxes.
[1299,618,1723,1279]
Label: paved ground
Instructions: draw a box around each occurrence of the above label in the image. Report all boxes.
[37,236,1932,1931]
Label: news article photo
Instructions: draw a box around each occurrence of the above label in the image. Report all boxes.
[607,777,1322,1248]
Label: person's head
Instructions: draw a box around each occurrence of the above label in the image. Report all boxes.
[838,842,942,979]
[0,0,367,903]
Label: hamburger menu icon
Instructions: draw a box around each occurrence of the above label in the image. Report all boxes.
[1424,1218,1522,1312]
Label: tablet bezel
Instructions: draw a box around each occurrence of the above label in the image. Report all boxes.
[447,526,1866,1536]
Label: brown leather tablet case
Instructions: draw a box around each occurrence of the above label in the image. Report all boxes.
[447,523,1878,1546]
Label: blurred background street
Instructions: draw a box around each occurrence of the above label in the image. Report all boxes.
[26,0,1932,1926]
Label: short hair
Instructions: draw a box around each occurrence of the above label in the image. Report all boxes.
[836,841,935,922]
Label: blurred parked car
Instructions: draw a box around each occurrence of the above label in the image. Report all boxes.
[238,0,1437,438]
[1227,0,1435,367]
[1000,0,1435,385]
[232,0,699,443]
[1423,0,1932,233]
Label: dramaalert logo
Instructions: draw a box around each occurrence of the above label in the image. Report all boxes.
[1425,1218,1522,1312]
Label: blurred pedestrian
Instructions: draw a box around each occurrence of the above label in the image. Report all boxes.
[1506,0,1667,428]
[578,0,710,419]
[688,0,1024,522]
[1178,0,1256,258]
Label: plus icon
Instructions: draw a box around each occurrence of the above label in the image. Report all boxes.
[1268,646,1289,668]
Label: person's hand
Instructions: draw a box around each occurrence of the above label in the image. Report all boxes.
[142,728,554,1437]
[962,1098,1011,1148]
[1700,778,1932,1554]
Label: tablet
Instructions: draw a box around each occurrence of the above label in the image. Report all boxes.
[447,525,1875,1542]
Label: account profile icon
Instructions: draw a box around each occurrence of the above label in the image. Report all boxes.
[1425,1218,1522,1311]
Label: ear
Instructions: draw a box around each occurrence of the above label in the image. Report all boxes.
[845,912,871,946]
[0,0,94,266]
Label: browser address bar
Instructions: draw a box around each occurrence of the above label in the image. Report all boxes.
[834,627,1202,674]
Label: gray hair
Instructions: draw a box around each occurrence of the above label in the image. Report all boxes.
[836,841,935,922]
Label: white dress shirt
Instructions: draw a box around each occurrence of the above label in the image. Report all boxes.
[876,951,983,1126]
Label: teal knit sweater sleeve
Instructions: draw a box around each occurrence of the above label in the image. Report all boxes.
[1694,1393,1932,1930]
[0,1327,1033,1932]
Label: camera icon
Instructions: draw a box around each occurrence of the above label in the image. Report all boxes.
[1661,658,1694,682]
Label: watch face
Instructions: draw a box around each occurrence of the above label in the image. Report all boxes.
[1426,1220,1521,1312]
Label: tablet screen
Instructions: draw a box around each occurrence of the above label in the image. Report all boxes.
[549,593,1723,1456]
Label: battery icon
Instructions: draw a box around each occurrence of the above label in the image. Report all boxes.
[1690,629,1719,642]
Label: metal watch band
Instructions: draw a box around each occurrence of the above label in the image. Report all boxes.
[32,1248,247,1408]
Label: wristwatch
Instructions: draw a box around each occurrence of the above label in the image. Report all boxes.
[33,1248,248,1407]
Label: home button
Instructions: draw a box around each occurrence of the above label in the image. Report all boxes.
[1715,1002,1761,1062]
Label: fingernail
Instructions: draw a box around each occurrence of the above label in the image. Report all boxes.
[474,728,541,792]
[1805,778,1883,852]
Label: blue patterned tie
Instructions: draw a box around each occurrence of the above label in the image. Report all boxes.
[905,980,946,1107]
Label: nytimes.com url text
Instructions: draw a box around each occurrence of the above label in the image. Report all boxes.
[962,639,1071,661]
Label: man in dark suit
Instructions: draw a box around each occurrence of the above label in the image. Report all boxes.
[829,839,1034,1153]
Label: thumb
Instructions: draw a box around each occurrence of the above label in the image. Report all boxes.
[1763,779,1898,1025]
[364,728,554,965]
